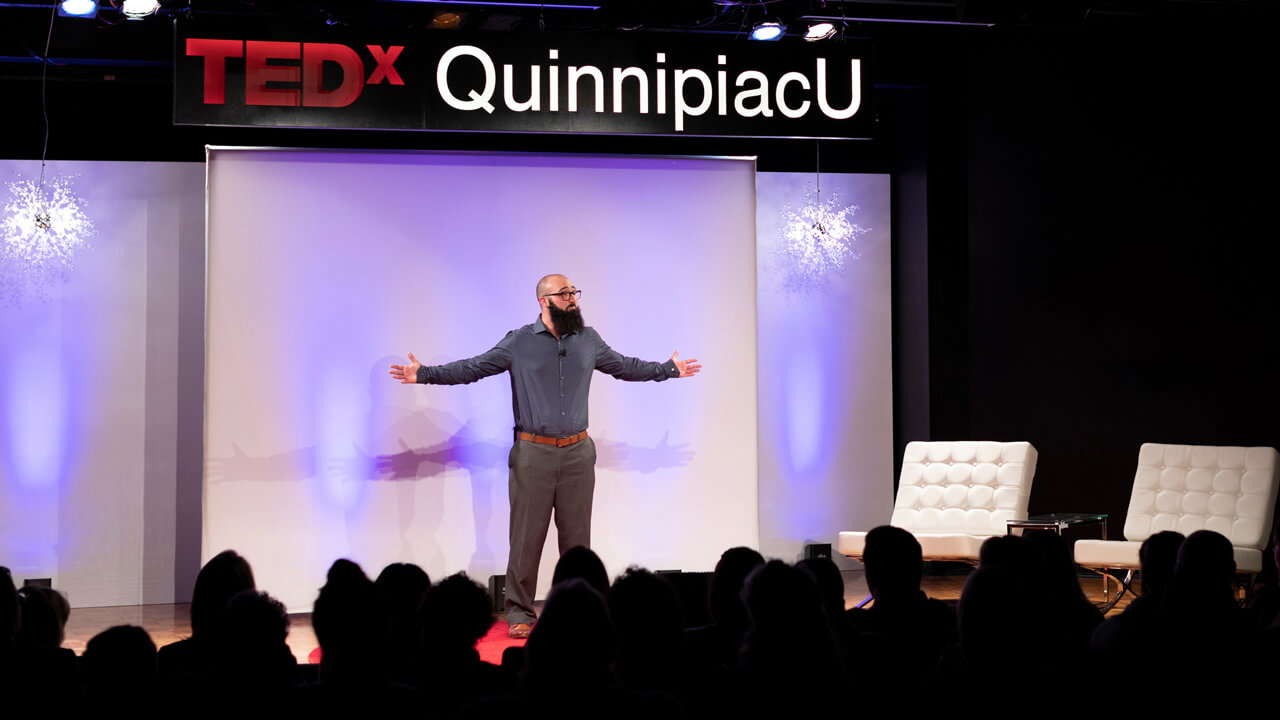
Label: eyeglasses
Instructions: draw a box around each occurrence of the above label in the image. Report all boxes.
[541,290,583,301]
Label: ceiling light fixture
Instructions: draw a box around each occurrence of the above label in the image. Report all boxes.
[121,0,160,19]
[748,20,785,41]
[430,9,466,28]
[804,21,838,41]
[58,0,97,17]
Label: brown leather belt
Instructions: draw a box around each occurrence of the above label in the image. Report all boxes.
[517,430,588,448]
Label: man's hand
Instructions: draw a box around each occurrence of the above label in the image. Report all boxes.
[389,352,422,384]
[670,350,702,378]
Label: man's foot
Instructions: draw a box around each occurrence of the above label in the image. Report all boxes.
[508,622,532,639]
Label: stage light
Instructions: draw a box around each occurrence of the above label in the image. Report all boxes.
[804,21,838,41]
[749,20,785,41]
[59,0,97,17]
[430,10,466,28]
[121,0,159,19]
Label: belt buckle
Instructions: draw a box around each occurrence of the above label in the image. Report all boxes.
[556,435,572,448]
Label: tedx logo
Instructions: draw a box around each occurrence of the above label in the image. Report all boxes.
[185,39,404,107]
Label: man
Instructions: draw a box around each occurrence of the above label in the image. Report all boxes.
[389,274,700,638]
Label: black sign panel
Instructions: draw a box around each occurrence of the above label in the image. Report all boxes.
[174,19,873,139]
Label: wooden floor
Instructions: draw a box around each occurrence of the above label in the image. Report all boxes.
[61,568,1133,662]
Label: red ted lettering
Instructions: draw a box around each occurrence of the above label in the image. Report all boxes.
[245,40,301,106]
[185,38,242,104]
[303,43,364,107]
[186,39,405,107]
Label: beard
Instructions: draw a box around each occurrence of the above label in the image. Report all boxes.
[547,301,585,336]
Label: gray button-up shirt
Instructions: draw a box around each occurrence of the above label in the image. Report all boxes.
[416,316,678,437]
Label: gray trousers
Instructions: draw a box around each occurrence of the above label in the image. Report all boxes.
[504,436,597,625]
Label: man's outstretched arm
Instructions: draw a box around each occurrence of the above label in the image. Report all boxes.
[593,333,702,382]
[389,333,515,385]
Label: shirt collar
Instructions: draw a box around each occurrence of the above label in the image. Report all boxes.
[535,314,578,338]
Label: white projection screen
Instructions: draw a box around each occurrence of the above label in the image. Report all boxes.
[204,148,759,611]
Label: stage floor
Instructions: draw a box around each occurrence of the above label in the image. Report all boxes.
[60,569,1132,663]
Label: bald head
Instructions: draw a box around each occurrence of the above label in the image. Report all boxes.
[536,274,569,299]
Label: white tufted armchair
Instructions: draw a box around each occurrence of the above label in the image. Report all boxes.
[1074,443,1280,606]
[838,441,1039,562]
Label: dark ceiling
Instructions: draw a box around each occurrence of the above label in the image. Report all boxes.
[2,0,1277,69]
[0,0,1273,166]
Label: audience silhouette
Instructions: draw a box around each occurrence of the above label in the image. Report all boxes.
[420,571,513,712]
[684,545,763,676]
[519,577,617,705]
[157,548,255,683]
[6,525,1276,715]
[82,625,157,696]
[216,589,299,693]
[738,559,848,713]
[376,561,431,685]
[1091,530,1184,656]
[847,525,955,697]
[0,567,19,691]
[607,567,685,695]
[550,545,610,597]
[14,583,78,693]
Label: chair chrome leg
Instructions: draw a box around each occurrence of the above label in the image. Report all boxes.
[1096,569,1133,613]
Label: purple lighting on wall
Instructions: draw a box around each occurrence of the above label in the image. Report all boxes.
[785,348,826,474]
[1,307,76,490]
[6,345,65,488]
[756,170,893,555]
[0,301,80,577]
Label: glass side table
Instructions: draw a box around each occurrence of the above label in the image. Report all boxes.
[1006,512,1108,537]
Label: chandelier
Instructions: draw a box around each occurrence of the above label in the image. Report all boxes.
[777,142,868,290]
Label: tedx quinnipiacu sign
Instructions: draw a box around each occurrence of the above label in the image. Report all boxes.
[174,20,873,140]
